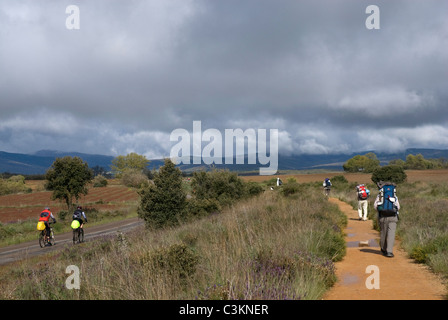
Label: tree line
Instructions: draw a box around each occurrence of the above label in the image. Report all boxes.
[343,152,448,173]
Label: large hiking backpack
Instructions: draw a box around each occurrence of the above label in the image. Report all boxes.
[324,178,331,188]
[377,183,397,214]
[357,184,369,200]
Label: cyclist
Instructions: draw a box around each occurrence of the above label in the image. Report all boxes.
[72,206,88,229]
[39,207,56,244]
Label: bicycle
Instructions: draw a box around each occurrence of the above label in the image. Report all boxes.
[71,220,85,244]
[38,222,55,248]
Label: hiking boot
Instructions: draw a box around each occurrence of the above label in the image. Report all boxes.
[381,248,387,256]
[386,252,394,258]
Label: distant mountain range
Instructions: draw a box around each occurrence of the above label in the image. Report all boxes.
[1,148,448,175]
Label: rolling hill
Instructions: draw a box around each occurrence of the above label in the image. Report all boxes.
[0,148,447,175]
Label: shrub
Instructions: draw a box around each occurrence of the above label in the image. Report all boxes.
[121,169,149,188]
[191,169,246,207]
[245,181,264,197]
[0,175,32,195]
[409,236,448,264]
[140,243,200,279]
[138,159,186,229]
[0,223,16,241]
[186,198,221,218]
[93,175,108,187]
[280,180,302,196]
[263,178,278,187]
[371,165,407,184]
[331,175,348,184]
[57,210,69,222]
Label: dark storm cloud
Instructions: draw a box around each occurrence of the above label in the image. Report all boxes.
[0,0,447,157]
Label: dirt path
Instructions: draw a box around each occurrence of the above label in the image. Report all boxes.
[323,198,446,300]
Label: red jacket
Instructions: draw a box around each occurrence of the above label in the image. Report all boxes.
[39,209,53,222]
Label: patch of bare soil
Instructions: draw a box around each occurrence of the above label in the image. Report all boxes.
[323,198,446,300]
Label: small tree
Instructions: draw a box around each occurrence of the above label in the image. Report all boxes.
[111,153,150,178]
[121,169,149,188]
[45,156,93,211]
[371,165,407,185]
[343,152,380,173]
[138,158,186,229]
[93,174,108,187]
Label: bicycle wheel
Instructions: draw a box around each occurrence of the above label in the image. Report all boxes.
[73,229,78,244]
[79,228,84,243]
[39,231,45,248]
[48,228,55,246]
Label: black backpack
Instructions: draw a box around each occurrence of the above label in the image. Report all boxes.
[73,209,83,219]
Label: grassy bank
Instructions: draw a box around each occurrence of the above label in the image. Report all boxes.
[0,184,346,300]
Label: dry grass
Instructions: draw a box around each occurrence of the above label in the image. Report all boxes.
[0,185,346,300]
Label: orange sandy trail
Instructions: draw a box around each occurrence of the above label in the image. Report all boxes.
[323,198,446,300]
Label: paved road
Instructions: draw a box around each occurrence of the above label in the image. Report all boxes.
[0,217,144,266]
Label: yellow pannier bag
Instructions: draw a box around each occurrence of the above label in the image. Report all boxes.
[71,220,81,229]
[37,221,46,231]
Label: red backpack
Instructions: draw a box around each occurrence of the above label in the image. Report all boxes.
[357,185,369,200]
[39,209,52,222]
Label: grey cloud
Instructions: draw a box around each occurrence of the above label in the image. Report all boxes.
[0,0,447,157]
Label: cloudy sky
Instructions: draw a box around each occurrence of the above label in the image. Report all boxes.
[1,0,447,159]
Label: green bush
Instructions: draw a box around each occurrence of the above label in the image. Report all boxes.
[57,210,69,222]
[409,236,448,264]
[93,175,108,187]
[191,169,246,206]
[186,198,221,218]
[0,223,16,241]
[263,178,278,187]
[280,181,303,196]
[0,175,32,196]
[138,159,186,229]
[371,165,407,184]
[331,175,348,184]
[245,181,264,197]
[140,243,200,279]
[121,169,149,188]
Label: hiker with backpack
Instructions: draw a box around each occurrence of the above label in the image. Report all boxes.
[323,178,331,196]
[374,181,401,258]
[356,184,370,221]
[277,178,283,187]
